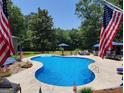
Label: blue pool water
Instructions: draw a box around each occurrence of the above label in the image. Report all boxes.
[31,56,95,86]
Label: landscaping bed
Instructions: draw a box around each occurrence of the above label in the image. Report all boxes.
[0,62,33,77]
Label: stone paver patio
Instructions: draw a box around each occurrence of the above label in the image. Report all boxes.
[7,55,123,93]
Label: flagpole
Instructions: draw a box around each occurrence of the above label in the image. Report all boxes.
[102,0,123,12]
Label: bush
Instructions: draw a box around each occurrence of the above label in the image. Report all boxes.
[78,87,93,93]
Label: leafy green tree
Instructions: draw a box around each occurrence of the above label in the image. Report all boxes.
[7,0,26,39]
[75,0,123,50]
[55,28,84,50]
[7,0,26,51]
[68,29,82,50]
[29,8,56,51]
[55,28,70,45]
[75,0,102,49]
[22,30,34,50]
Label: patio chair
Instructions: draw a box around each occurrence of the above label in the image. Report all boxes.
[117,68,123,72]
[117,68,123,74]
[0,78,21,93]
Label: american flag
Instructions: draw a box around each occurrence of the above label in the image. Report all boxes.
[99,4,123,58]
[0,0,15,65]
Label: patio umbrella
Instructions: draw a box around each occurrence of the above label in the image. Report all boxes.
[58,43,69,47]
[58,43,69,56]
[93,41,123,47]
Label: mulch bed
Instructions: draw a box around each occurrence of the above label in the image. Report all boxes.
[93,87,123,93]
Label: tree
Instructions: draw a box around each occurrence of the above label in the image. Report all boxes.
[29,8,56,51]
[5,0,27,52]
[22,30,34,51]
[75,0,123,50]
[55,28,70,45]
[68,29,82,50]
[75,0,102,49]
[7,0,26,44]
[55,28,83,50]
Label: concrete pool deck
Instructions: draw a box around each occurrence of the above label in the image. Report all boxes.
[7,55,123,93]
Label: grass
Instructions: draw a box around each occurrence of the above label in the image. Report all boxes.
[12,51,77,59]
[48,51,74,55]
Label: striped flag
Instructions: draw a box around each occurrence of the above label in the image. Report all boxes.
[99,4,123,58]
[0,0,15,65]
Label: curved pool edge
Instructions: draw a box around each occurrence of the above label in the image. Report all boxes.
[64,56,97,86]
[22,54,97,87]
[21,54,122,90]
[67,56,97,87]
[29,54,96,87]
[5,54,122,93]
[22,55,45,83]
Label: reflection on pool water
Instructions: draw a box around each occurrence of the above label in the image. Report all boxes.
[31,56,95,86]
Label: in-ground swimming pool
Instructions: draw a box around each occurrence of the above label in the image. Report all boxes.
[31,56,95,86]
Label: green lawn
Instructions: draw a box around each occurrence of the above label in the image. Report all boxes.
[13,50,78,59]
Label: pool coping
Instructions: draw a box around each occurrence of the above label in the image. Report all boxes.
[7,54,123,93]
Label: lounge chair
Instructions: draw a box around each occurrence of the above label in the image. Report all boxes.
[117,68,123,72]
[0,78,21,93]
[79,50,90,55]
[117,68,123,74]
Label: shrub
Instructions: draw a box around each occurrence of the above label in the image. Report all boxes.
[78,87,93,93]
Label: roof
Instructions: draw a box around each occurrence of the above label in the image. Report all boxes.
[93,42,123,47]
